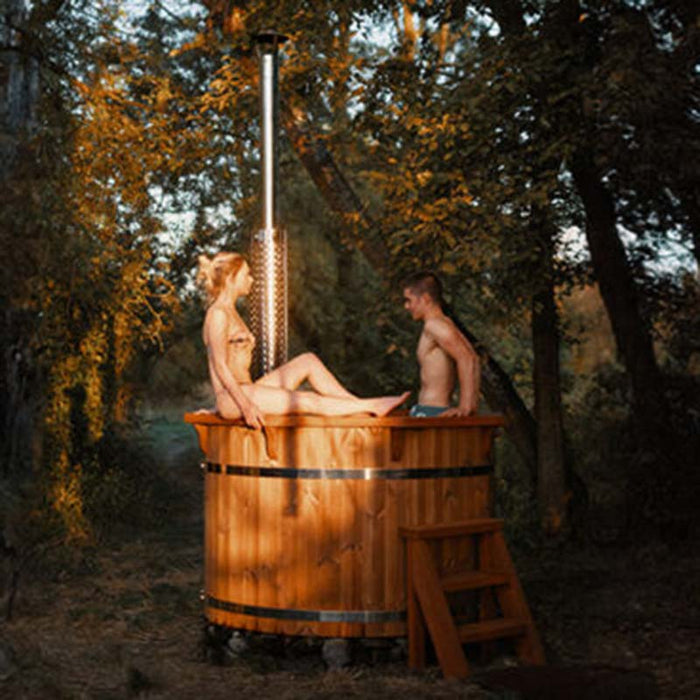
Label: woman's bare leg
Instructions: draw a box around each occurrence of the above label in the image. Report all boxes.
[215,392,241,420]
[256,353,356,398]
[242,384,409,417]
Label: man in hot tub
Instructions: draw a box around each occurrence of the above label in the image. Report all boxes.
[402,272,480,417]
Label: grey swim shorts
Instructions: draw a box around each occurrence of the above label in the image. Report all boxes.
[409,404,448,417]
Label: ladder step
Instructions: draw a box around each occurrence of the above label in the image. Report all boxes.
[457,618,528,644]
[400,518,503,539]
[440,570,510,592]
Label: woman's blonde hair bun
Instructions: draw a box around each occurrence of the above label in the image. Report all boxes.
[196,252,245,303]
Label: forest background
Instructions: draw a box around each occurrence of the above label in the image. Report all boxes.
[0,0,698,673]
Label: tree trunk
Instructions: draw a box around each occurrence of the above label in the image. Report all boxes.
[280,100,370,218]
[571,152,670,438]
[531,240,568,534]
[1,0,41,478]
[452,320,537,481]
[0,0,40,180]
[281,99,539,482]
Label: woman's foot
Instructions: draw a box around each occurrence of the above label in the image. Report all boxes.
[368,391,410,417]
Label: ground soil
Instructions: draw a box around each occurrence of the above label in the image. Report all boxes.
[2,415,699,699]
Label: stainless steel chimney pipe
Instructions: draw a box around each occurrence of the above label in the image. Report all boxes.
[250,31,288,377]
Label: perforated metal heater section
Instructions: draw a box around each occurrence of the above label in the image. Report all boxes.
[250,31,288,377]
[250,226,288,377]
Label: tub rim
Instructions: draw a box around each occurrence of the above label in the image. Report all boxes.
[183,411,505,429]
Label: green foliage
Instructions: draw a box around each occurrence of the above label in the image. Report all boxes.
[1,0,190,538]
[493,437,543,550]
[1,0,697,548]
[81,426,180,540]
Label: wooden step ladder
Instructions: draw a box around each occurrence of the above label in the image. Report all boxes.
[399,518,545,679]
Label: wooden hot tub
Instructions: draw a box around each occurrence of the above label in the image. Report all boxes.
[184,412,504,638]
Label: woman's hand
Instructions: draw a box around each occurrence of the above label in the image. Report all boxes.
[239,394,265,430]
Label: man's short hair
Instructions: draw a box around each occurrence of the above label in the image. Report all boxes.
[403,271,443,305]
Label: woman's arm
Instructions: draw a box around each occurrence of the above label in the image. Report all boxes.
[207,308,265,428]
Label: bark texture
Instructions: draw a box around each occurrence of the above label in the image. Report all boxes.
[531,247,568,534]
[1,0,41,478]
[0,0,39,180]
[572,153,669,437]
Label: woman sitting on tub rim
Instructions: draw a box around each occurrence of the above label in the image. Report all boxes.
[197,251,409,429]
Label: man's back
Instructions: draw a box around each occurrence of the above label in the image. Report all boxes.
[417,318,457,407]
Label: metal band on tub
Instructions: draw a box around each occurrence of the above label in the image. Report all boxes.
[204,462,492,479]
[206,596,406,623]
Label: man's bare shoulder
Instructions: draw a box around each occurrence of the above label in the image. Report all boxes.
[425,316,478,357]
[424,316,457,339]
